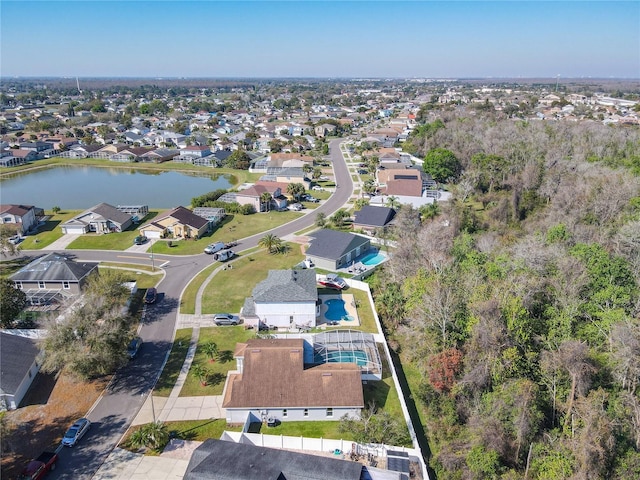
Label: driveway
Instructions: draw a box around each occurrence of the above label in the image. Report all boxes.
[42,234,82,250]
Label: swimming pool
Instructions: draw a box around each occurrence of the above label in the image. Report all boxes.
[360,251,386,266]
[314,350,368,366]
[325,298,351,320]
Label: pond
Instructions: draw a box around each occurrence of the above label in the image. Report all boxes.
[0,165,234,209]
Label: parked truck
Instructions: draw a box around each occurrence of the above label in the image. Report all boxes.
[213,249,235,262]
[19,451,58,480]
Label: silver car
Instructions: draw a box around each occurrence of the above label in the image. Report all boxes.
[62,418,91,447]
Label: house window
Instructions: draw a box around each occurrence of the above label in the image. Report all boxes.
[14,281,23,290]
[38,281,45,289]
[62,281,70,290]
[283,409,288,418]
[326,408,333,418]
[303,409,309,417]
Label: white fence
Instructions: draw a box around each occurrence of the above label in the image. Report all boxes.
[220,430,420,461]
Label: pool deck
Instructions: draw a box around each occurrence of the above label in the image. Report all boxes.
[318,293,360,327]
[336,249,389,277]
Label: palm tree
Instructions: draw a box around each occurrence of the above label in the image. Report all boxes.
[260,192,272,212]
[315,212,327,227]
[129,421,170,451]
[259,233,282,254]
[386,196,401,210]
[286,183,306,201]
[191,363,208,386]
[331,209,350,228]
[202,342,218,363]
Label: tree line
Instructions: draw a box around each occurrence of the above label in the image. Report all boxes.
[370,113,640,479]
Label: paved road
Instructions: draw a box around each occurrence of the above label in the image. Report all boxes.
[45,138,352,478]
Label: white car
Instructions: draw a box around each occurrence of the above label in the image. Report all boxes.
[312,186,324,191]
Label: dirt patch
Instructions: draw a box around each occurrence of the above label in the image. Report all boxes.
[0,370,109,478]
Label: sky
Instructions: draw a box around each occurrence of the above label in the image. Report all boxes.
[1,1,638,79]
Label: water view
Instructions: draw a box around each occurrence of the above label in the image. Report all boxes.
[0,165,234,209]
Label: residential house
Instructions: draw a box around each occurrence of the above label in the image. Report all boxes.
[226,183,284,213]
[138,206,209,239]
[0,204,43,234]
[183,439,397,480]
[138,147,179,163]
[253,181,289,210]
[240,269,318,329]
[377,166,424,197]
[314,124,337,138]
[4,149,39,163]
[0,332,43,410]
[109,146,150,162]
[352,206,396,236]
[10,252,99,304]
[222,338,364,423]
[61,203,134,234]
[305,229,371,271]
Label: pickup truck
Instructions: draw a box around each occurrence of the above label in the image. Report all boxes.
[19,451,58,480]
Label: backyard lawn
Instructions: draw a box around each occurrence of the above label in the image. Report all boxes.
[200,244,304,315]
[251,420,352,441]
[180,326,255,397]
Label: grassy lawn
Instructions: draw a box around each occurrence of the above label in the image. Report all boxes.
[18,210,80,249]
[201,244,304,315]
[67,231,141,250]
[120,419,243,455]
[363,345,404,418]
[100,262,157,273]
[180,326,255,397]
[154,328,193,397]
[180,264,218,314]
[252,420,352,440]
[98,265,160,289]
[150,211,302,256]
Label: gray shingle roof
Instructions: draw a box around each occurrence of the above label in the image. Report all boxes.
[90,203,133,226]
[252,269,317,303]
[10,252,99,283]
[306,229,370,260]
[353,205,396,228]
[185,439,363,480]
[0,332,39,396]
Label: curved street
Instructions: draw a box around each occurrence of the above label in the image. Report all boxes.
[42,138,354,478]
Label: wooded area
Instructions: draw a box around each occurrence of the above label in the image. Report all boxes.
[371,113,640,479]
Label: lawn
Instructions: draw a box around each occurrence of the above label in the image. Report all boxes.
[18,210,80,250]
[251,420,352,440]
[200,244,304,315]
[98,265,160,289]
[180,264,218,314]
[154,328,193,397]
[150,211,302,256]
[120,418,243,455]
[180,326,255,397]
[363,345,404,418]
[67,230,142,250]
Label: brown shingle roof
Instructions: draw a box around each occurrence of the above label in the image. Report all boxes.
[156,206,208,229]
[223,339,364,409]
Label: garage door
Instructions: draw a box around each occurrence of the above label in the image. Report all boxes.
[63,226,85,235]
[143,230,161,239]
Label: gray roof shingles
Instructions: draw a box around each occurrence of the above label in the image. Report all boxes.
[185,439,363,480]
[0,332,39,396]
[10,252,98,283]
[306,229,370,260]
[252,269,317,303]
[353,205,396,228]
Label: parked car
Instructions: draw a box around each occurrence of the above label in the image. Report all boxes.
[312,185,324,191]
[144,287,157,304]
[127,336,142,359]
[305,196,319,203]
[288,203,303,211]
[20,451,58,480]
[214,313,238,326]
[204,242,225,254]
[9,235,23,245]
[62,418,91,447]
[213,249,235,262]
[133,235,148,245]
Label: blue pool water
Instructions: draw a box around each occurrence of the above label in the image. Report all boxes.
[325,299,348,320]
[360,251,385,266]
[314,350,368,366]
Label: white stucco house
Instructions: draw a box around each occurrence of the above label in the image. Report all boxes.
[240,269,318,329]
[0,332,43,410]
